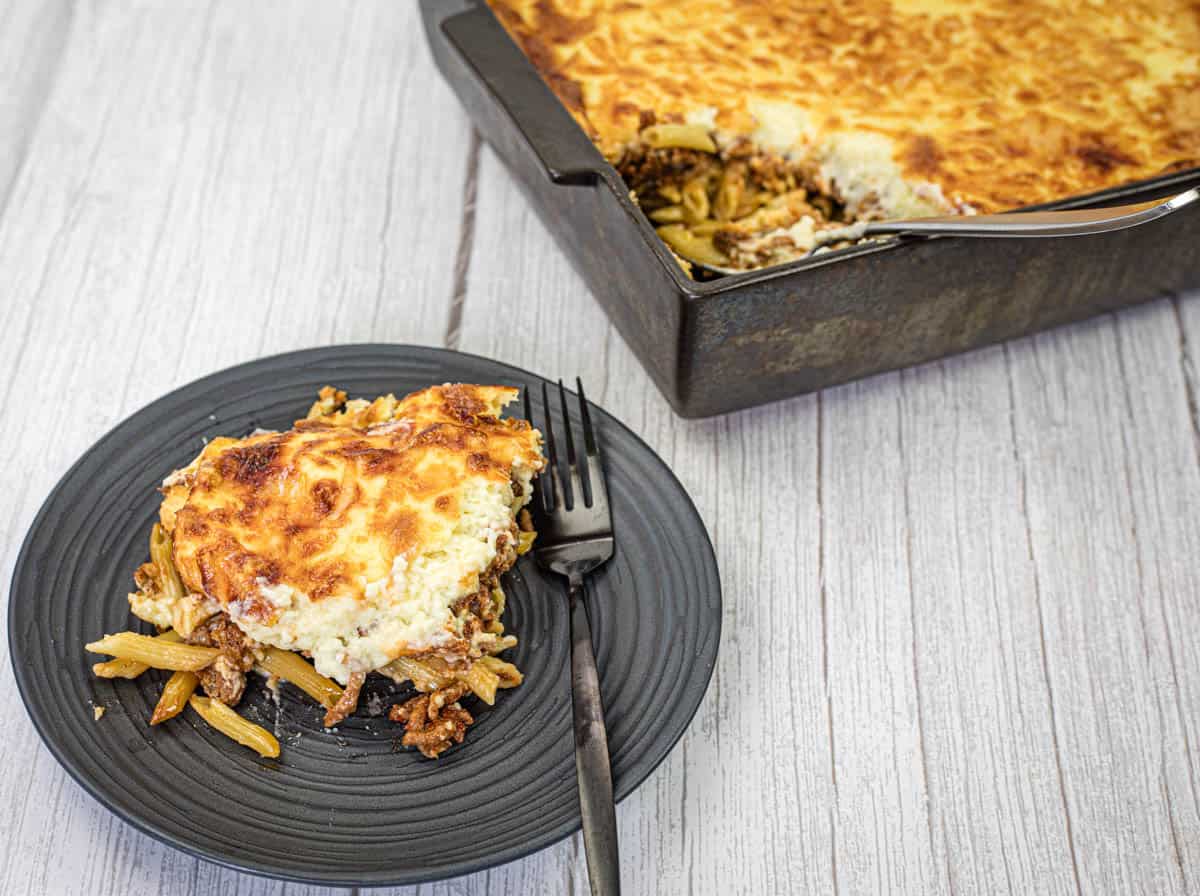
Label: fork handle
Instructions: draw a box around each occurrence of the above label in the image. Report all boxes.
[570,581,621,896]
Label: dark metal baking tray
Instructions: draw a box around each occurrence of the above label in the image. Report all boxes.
[421,0,1200,417]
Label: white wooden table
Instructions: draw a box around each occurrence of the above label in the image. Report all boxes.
[2,3,1198,894]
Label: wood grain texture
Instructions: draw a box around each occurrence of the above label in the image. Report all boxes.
[2,1,1200,893]
[819,372,946,895]
[895,350,1079,895]
[1003,305,1200,895]
[0,0,71,209]
[0,1,469,894]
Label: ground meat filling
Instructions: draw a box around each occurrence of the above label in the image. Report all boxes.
[133,562,161,595]
[188,614,256,705]
[452,530,517,647]
[615,139,854,273]
[617,147,717,198]
[389,682,474,759]
[323,671,365,728]
[387,548,520,754]
[453,585,495,643]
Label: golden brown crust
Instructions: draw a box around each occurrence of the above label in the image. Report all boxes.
[489,0,1200,213]
[165,384,542,626]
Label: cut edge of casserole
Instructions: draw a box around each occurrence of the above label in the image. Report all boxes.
[614,102,976,273]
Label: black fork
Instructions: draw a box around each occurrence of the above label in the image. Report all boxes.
[524,379,619,896]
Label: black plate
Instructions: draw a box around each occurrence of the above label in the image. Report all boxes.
[9,345,721,887]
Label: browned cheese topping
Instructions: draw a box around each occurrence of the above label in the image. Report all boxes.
[489,0,1199,212]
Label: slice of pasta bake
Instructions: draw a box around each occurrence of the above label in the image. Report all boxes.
[88,384,544,759]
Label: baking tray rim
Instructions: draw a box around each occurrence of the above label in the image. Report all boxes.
[437,0,1200,302]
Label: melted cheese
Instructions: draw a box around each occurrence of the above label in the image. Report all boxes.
[489,0,1200,213]
[162,384,543,683]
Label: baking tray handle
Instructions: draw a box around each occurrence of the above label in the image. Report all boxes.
[440,5,601,186]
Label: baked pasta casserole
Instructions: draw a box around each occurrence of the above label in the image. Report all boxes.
[87,384,544,759]
[488,0,1200,273]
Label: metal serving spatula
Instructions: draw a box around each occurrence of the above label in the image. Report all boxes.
[695,186,1199,276]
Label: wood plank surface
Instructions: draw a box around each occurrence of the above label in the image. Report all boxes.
[1004,307,1200,895]
[0,2,469,894]
[0,2,1198,894]
[0,0,72,208]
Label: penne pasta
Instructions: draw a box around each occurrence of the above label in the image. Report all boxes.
[766,188,811,211]
[714,164,746,222]
[657,183,682,203]
[479,655,524,689]
[93,658,147,679]
[189,696,280,758]
[717,200,811,240]
[655,224,729,268]
[86,631,219,671]
[688,219,724,237]
[151,671,198,724]
[492,634,518,653]
[258,647,343,710]
[389,655,454,692]
[681,176,711,224]
[92,630,182,678]
[649,205,686,223]
[150,523,185,604]
[640,123,717,153]
[457,661,501,705]
[735,191,763,220]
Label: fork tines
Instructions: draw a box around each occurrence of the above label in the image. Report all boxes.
[523,378,606,517]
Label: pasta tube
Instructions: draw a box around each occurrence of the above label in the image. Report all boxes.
[714,164,746,221]
[457,662,501,706]
[479,655,523,689]
[86,631,218,671]
[681,177,711,224]
[655,224,729,268]
[658,184,682,203]
[649,205,686,224]
[258,647,342,710]
[685,219,724,237]
[151,671,199,724]
[92,630,182,678]
[640,123,717,153]
[390,656,454,692]
[189,696,280,758]
[150,523,185,603]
